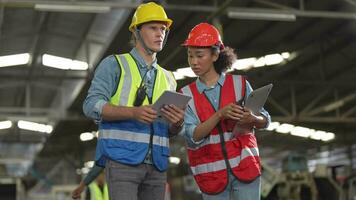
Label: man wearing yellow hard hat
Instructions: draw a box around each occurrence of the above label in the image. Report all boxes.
[83,2,185,200]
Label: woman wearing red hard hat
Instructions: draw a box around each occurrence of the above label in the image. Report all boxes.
[180,23,271,200]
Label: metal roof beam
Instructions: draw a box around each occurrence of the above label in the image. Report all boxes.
[2,1,356,20]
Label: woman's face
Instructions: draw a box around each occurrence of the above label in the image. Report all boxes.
[187,47,218,77]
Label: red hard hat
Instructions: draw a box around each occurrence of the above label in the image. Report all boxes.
[182,23,224,50]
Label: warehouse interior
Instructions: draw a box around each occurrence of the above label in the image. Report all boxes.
[1,0,356,199]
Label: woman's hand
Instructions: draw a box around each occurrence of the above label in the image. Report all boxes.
[217,103,244,121]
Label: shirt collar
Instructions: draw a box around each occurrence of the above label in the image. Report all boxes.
[196,73,226,93]
[130,48,158,70]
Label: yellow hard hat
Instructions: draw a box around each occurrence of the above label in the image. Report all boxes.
[129,2,173,32]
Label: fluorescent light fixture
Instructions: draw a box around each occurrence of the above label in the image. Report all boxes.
[290,126,311,138]
[227,10,296,21]
[81,167,90,174]
[0,120,12,129]
[35,4,111,13]
[173,67,196,80]
[169,157,181,165]
[310,130,324,140]
[230,52,293,71]
[321,132,335,142]
[84,161,94,168]
[17,120,53,134]
[80,132,94,141]
[231,57,256,71]
[42,54,88,70]
[266,121,280,131]
[276,123,294,134]
[269,121,336,142]
[0,53,30,68]
[173,71,185,80]
[281,52,290,59]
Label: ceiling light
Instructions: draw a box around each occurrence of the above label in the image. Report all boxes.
[35,4,111,13]
[84,161,94,168]
[0,120,12,130]
[281,52,290,59]
[42,54,88,70]
[80,132,94,141]
[321,132,335,142]
[276,123,294,134]
[230,52,293,71]
[227,10,296,21]
[231,57,256,70]
[290,126,311,138]
[17,120,53,134]
[269,121,336,142]
[0,53,30,68]
[266,121,280,131]
[169,157,181,165]
[173,67,196,80]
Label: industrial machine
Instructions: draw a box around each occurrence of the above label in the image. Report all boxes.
[262,153,344,200]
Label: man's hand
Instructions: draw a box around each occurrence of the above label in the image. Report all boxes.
[132,105,158,124]
[160,104,185,127]
[72,181,85,200]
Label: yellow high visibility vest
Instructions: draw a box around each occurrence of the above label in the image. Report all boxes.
[88,182,109,200]
[110,53,176,106]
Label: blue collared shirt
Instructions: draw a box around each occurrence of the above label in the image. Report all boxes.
[183,73,271,146]
[83,48,157,122]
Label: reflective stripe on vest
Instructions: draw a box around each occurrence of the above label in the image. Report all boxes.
[99,130,169,147]
[190,147,259,175]
[186,131,234,150]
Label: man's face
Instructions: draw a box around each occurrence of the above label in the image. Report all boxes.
[138,22,167,52]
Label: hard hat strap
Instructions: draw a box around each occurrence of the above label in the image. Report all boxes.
[162,29,170,49]
[135,29,154,55]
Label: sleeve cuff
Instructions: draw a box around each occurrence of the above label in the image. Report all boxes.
[187,126,205,145]
[94,100,107,123]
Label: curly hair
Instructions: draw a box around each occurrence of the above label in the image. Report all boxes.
[213,46,237,74]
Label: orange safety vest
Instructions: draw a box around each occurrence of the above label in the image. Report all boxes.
[181,74,261,194]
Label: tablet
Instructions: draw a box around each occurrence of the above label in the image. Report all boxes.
[153,90,192,116]
[244,83,273,115]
